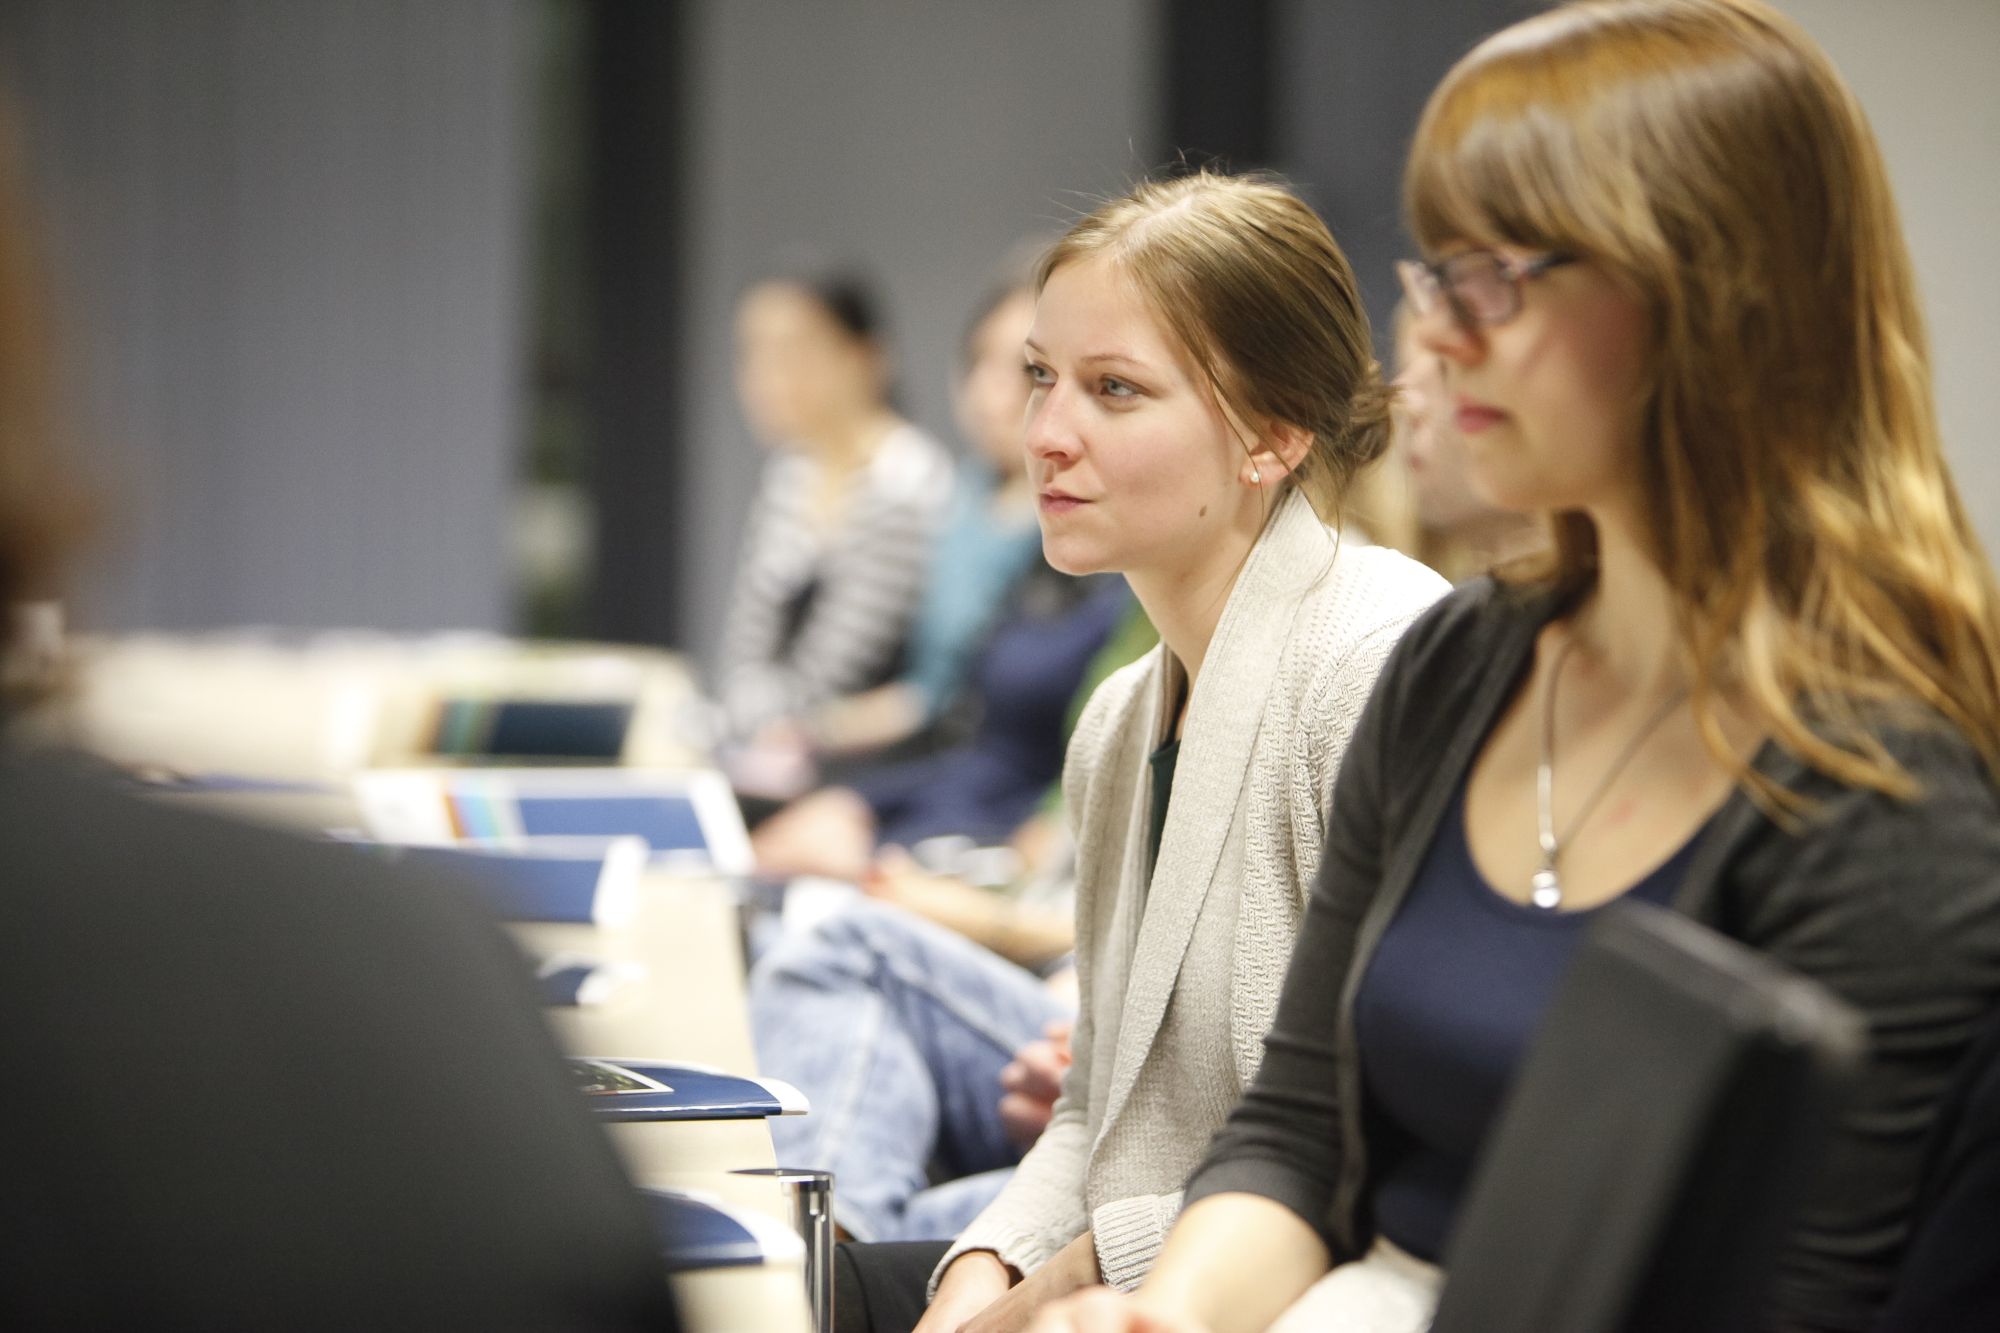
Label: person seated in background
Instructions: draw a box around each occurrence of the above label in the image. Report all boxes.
[747,256,1155,885]
[1036,4,2000,1331]
[750,559,1134,884]
[718,266,953,793]
[1337,301,1544,586]
[1381,303,1542,581]
[747,599,1157,1250]
[0,99,678,1332]
[812,272,1048,763]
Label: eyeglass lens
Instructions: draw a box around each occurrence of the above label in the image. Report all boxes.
[1398,252,1522,328]
[1440,253,1516,325]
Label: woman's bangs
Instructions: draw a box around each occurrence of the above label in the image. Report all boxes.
[1408,65,1603,261]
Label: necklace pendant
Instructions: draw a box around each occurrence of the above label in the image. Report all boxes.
[1530,866,1563,911]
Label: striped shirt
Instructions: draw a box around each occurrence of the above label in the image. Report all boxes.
[718,423,953,736]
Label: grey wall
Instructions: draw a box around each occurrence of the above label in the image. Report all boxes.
[676,0,1158,675]
[1275,0,1525,355]
[0,0,530,634]
[1775,0,2000,553]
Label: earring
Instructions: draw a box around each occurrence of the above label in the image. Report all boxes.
[1250,468,1262,485]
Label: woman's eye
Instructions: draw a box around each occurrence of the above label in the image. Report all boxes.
[1024,362,1053,386]
[1100,376,1136,398]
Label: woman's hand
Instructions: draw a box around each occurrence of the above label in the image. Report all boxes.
[747,786,875,880]
[997,1020,1074,1149]
[1028,1287,1212,1333]
[948,1233,1102,1333]
[913,1251,1016,1333]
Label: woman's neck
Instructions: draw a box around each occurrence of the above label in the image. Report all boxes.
[1567,501,1683,697]
[804,409,897,474]
[1125,499,1268,703]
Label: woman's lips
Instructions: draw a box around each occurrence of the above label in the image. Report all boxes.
[1453,399,1506,434]
[1039,490,1086,514]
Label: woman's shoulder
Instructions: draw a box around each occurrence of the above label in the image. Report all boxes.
[1271,568,1552,752]
[1309,541,1451,638]
[1060,644,1165,818]
[1771,711,2000,839]
[1347,568,1551,679]
[867,424,955,506]
[1273,541,1457,687]
[1070,646,1164,748]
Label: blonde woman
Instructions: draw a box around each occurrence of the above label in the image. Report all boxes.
[824,173,1448,1333]
[1036,3,2000,1332]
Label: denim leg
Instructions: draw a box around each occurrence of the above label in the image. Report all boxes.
[898,1166,1019,1242]
[748,899,1070,1243]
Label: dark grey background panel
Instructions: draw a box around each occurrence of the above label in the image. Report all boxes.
[1275,0,1529,357]
[0,0,528,634]
[670,0,1157,676]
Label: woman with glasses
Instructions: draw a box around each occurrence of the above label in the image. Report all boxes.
[1034,2,2000,1331]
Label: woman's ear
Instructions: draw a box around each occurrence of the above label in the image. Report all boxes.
[1244,422,1313,486]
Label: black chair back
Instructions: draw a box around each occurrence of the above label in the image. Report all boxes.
[1430,900,1864,1333]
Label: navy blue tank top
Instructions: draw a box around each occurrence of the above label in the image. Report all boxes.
[1352,773,1703,1261]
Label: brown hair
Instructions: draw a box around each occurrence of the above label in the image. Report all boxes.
[1405,0,2000,804]
[0,94,82,621]
[1037,170,1390,522]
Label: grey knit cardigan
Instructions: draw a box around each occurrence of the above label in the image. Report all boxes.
[934,491,1448,1293]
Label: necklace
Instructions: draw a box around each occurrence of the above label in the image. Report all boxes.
[1532,634,1688,911]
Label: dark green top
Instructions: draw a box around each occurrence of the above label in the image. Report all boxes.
[1146,736,1180,881]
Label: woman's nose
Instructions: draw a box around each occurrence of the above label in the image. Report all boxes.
[1414,301,1485,367]
[1024,389,1080,465]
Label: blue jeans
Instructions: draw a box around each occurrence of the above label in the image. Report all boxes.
[748,899,1071,1242]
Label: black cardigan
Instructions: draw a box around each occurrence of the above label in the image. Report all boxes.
[1183,577,2000,1332]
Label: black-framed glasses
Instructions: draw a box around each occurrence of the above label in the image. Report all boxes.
[1396,250,1578,329]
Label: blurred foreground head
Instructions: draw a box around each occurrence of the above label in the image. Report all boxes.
[0,98,88,711]
[0,96,78,618]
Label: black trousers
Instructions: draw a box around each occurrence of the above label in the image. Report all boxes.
[833,1240,953,1333]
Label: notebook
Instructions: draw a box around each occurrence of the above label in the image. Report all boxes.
[639,1187,805,1272]
[369,837,648,926]
[353,767,753,875]
[569,1058,808,1123]
[532,951,647,1007]
[430,698,635,761]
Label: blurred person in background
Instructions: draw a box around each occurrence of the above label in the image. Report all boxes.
[1384,304,1541,582]
[747,266,1139,881]
[1310,302,1541,583]
[814,272,1048,761]
[719,267,953,795]
[1036,3,2000,1330]
[0,94,679,1331]
[746,599,1158,1253]
[748,556,1133,884]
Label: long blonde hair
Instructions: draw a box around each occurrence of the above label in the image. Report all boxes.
[1407,0,2000,803]
[1037,171,1391,523]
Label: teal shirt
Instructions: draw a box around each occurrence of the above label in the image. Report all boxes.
[902,467,1042,718]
